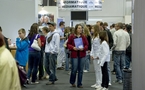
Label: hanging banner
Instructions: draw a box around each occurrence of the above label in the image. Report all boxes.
[57,0,102,11]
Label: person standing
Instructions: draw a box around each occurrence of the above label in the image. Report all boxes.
[45,22,60,85]
[97,31,110,90]
[90,25,102,89]
[27,23,41,84]
[0,26,10,51]
[113,22,130,84]
[15,28,30,71]
[67,24,88,88]
[57,21,66,70]
[0,33,21,90]
[124,25,132,69]
[83,26,91,72]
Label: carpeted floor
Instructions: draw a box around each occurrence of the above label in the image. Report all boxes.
[22,61,123,90]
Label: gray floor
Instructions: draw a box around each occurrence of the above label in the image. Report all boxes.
[23,61,123,90]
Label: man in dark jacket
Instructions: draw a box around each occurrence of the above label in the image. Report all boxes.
[0,26,10,51]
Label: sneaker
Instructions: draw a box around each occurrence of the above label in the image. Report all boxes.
[77,85,83,88]
[96,86,103,90]
[31,81,39,84]
[91,84,96,88]
[102,87,108,90]
[113,80,119,83]
[46,82,54,85]
[109,83,112,86]
[95,85,101,89]
[118,80,123,84]
[83,70,88,72]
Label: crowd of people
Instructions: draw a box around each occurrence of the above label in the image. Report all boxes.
[0,21,132,90]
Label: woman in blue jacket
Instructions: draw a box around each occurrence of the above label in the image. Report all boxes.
[15,28,30,70]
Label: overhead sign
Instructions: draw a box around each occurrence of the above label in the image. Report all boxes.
[57,0,102,11]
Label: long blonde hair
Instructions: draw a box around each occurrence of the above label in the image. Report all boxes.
[83,26,91,37]
[93,25,100,39]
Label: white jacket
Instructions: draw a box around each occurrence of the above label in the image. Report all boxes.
[113,29,130,51]
[98,41,110,66]
[90,37,100,59]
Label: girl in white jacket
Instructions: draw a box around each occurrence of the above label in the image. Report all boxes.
[90,25,102,88]
[97,31,110,90]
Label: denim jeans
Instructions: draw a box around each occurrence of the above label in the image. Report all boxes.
[65,49,70,71]
[107,62,111,83]
[27,51,40,82]
[125,51,132,69]
[70,57,85,87]
[45,53,57,82]
[84,55,90,71]
[114,51,126,81]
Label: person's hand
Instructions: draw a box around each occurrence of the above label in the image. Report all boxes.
[88,50,90,53]
[73,47,78,51]
[91,56,94,60]
[79,48,84,51]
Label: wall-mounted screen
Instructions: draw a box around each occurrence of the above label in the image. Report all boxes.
[71,11,88,20]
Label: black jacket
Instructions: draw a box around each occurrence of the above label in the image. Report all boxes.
[86,35,91,51]
[105,30,113,49]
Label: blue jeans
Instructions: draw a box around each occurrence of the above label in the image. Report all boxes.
[45,53,57,82]
[114,51,126,81]
[125,51,131,69]
[84,55,90,71]
[27,51,40,82]
[70,57,85,87]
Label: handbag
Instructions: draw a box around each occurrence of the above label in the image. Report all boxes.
[31,34,41,51]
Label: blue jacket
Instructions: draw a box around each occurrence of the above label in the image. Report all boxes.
[15,37,30,66]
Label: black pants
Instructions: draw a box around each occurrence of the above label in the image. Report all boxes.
[39,50,44,79]
[101,62,109,88]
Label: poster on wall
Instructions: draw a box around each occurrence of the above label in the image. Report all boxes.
[57,0,102,11]
[38,14,54,27]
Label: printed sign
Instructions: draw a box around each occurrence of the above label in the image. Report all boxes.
[57,0,102,10]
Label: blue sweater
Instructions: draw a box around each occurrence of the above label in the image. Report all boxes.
[15,37,30,66]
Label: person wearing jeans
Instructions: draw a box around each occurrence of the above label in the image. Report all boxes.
[45,22,60,85]
[113,23,130,83]
[67,24,88,88]
[114,51,126,82]
[27,23,41,84]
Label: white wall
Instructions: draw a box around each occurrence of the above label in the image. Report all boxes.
[59,0,126,26]
[0,0,38,43]
[38,6,58,23]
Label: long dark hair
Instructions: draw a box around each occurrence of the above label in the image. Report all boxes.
[0,33,5,47]
[99,31,108,44]
[28,23,38,39]
[74,24,83,35]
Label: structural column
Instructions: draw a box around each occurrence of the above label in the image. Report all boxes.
[132,0,145,89]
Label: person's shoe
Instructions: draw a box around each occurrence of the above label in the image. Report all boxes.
[95,85,101,89]
[31,81,39,84]
[83,70,88,72]
[109,83,112,86]
[46,81,54,85]
[96,86,103,90]
[91,84,96,88]
[71,84,76,87]
[118,80,123,84]
[113,80,119,83]
[55,78,58,81]
[102,87,108,90]
[77,85,83,88]
[57,67,64,70]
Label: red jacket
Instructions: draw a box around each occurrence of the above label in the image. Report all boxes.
[67,34,88,58]
[40,35,46,47]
